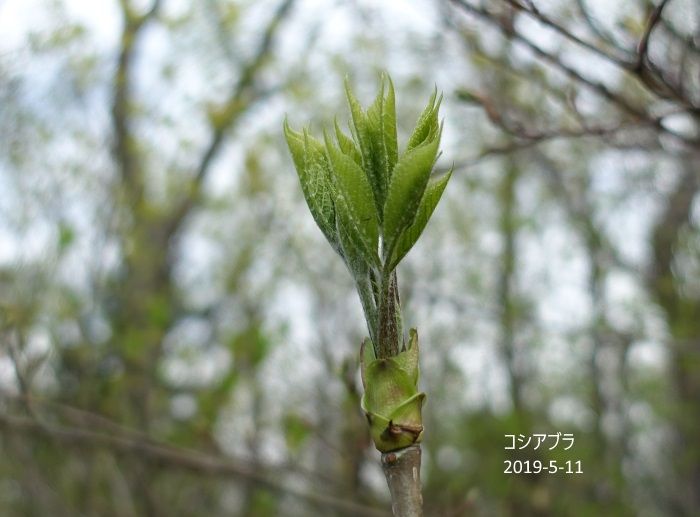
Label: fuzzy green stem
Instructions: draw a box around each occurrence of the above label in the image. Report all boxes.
[376,270,400,358]
[357,274,379,345]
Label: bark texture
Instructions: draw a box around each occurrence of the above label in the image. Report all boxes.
[381,445,423,517]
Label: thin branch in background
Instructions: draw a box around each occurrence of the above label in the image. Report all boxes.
[6,331,29,397]
[3,330,43,421]
[448,2,647,117]
[0,412,389,517]
[193,0,296,187]
[574,0,632,55]
[9,392,155,442]
[444,10,592,127]
[635,0,671,70]
[531,149,636,275]
[657,14,700,54]
[111,0,162,197]
[167,0,297,234]
[455,88,660,144]
[448,0,700,147]
[2,391,365,504]
[502,0,632,68]
[629,0,697,106]
[203,0,242,68]
[447,134,673,174]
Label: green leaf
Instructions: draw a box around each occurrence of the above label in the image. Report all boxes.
[389,168,452,269]
[394,328,420,385]
[324,132,380,268]
[360,337,376,388]
[284,117,305,173]
[366,81,388,203]
[334,118,362,166]
[362,358,417,418]
[345,79,385,219]
[406,89,442,152]
[383,75,398,177]
[335,211,371,278]
[345,80,372,166]
[382,133,441,263]
[283,119,339,252]
[388,392,425,432]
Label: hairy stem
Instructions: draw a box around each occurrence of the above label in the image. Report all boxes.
[357,274,378,345]
[381,445,423,517]
[376,270,402,358]
[392,271,403,349]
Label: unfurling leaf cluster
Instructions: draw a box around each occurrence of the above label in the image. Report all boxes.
[284,75,451,352]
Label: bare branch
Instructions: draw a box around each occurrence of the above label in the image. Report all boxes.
[0,411,389,517]
[574,0,631,55]
[203,0,241,67]
[448,0,700,147]
[532,150,638,275]
[657,14,700,55]
[382,446,423,517]
[111,0,162,198]
[502,0,632,68]
[448,2,644,114]
[456,89,661,142]
[648,161,700,304]
[194,0,295,187]
[166,0,297,234]
[635,0,671,71]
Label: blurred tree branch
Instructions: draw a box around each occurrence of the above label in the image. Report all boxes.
[646,158,700,514]
[503,0,632,67]
[574,0,632,54]
[112,0,162,201]
[0,409,389,517]
[447,0,700,148]
[445,0,700,512]
[175,0,298,227]
[635,0,671,70]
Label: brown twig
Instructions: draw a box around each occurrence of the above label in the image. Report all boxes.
[448,0,700,147]
[457,88,660,142]
[449,1,645,116]
[635,0,671,70]
[502,0,632,68]
[574,0,631,55]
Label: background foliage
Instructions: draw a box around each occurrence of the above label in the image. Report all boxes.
[1,0,699,515]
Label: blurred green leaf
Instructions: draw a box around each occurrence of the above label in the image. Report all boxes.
[57,222,75,252]
[283,413,312,454]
